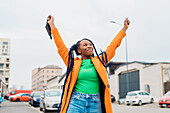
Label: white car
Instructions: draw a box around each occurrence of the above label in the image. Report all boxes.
[40,89,62,112]
[125,91,154,106]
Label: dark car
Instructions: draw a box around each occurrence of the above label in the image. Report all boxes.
[111,95,116,103]
[29,91,43,107]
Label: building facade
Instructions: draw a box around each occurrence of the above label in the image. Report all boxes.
[47,73,65,90]
[32,65,62,91]
[0,39,10,95]
[108,61,170,102]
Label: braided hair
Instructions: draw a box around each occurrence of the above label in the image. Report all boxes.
[58,38,109,112]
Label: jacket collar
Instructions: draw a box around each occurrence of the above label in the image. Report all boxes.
[73,57,108,86]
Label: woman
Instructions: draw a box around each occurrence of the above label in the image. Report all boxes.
[47,15,130,113]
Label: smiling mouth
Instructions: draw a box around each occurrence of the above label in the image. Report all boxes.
[87,49,93,51]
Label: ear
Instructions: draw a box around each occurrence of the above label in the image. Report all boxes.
[77,48,81,54]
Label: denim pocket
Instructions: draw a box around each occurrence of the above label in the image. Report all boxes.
[92,96,101,103]
[71,93,80,100]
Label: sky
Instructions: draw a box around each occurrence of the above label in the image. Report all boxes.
[0,0,170,89]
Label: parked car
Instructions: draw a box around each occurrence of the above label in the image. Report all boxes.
[10,93,30,102]
[6,90,33,100]
[29,92,34,104]
[29,91,43,107]
[111,95,116,103]
[118,98,126,104]
[125,91,154,106]
[9,93,22,101]
[159,90,170,108]
[40,89,62,112]
[0,93,4,104]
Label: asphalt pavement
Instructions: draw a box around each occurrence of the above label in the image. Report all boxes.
[112,102,170,113]
[0,100,39,113]
[0,100,169,113]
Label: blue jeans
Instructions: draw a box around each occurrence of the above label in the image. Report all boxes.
[67,90,102,113]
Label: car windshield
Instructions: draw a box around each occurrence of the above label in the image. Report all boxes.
[45,90,62,97]
[34,92,43,97]
[165,91,170,96]
[127,93,137,96]
[11,91,16,94]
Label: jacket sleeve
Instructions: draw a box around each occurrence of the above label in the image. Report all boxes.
[51,28,69,66]
[102,30,126,62]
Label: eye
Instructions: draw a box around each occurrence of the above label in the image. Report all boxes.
[84,44,87,46]
[89,43,92,46]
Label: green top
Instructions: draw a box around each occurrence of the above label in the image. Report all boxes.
[74,59,100,94]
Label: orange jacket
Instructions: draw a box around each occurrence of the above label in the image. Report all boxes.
[51,28,126,113]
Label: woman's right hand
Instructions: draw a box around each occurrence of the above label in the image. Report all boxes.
[47,15,55,30]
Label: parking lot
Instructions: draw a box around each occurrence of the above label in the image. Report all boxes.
[31,101,169,113]
[0,99,169,113]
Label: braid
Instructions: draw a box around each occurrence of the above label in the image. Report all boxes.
[58,44,77,112]
[81,38,107,67]
[58,38,109,112]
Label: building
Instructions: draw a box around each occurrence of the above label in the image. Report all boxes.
[108,61,170,101]
[32,65,62,91]
[0,39,10,96]
[47,73,66,90]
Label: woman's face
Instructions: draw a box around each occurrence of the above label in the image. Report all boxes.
[78,40,93,57]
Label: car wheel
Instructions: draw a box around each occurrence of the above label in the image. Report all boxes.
[138,100,142,106]
[40,107,43,111]
[16,98,20,102]
[10,98,12,102]
[150,98,154,103]
[126,104,130,106]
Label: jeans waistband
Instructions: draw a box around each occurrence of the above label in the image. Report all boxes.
[72,90,100,98]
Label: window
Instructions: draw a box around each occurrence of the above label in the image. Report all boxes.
[5,78,8,83]
[0,71,3,74]
[2,53,7,55]
[138,92,143,95]
[127,93,137,96]
[168,68,170,80]
[11,91,16,94]
[6,64,9,68]
[6,58,9,62]
[143,92,149,95]
[3,42,8,45]
[0,64,3,68]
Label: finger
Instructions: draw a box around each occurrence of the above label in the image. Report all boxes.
[47,18,50,21]
[127,19,130,25]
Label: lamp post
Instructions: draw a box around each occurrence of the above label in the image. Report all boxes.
[110,21,129,92]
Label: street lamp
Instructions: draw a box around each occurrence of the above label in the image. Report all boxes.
[110,21,129,92]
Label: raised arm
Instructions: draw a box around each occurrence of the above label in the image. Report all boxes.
[103,18,130,62]
[47,15,69,66]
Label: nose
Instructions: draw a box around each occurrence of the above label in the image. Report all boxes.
[87,44,93,48]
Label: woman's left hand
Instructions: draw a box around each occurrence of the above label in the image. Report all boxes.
[122,18,130,32]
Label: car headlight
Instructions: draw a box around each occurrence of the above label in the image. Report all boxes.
[33,97,37,101]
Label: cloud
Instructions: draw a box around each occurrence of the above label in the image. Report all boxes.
[1,0,170,89]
